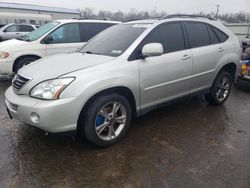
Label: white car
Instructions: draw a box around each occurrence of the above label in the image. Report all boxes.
[0,23,37,42]
[0,19,119,75]
[5,15,241,147]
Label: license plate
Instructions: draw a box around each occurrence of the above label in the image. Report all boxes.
[6,108,13,119]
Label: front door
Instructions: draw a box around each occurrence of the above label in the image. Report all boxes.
[2,24,19,40]
[45,23,83,56]
[130,22,193,110]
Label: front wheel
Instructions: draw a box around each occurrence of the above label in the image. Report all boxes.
[205,71,233,105]
[79,93,132,147]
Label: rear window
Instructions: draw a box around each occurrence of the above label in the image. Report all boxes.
[185,22,210,48]
[79,23,116,42]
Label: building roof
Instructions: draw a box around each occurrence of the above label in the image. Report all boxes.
[0,2,80,15]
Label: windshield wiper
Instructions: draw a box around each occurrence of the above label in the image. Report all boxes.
[82,51,102,55]
[17,35,31,41]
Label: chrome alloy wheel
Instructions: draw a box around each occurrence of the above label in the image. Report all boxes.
[216,76,231,102]
[95,102,127,141]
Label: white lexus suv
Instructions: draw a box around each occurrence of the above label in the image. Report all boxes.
[5,15,241,147]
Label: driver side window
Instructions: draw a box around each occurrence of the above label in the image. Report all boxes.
[129,22,186,61]
[47,23,81,44]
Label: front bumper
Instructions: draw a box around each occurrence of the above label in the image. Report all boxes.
[5,87,80,133]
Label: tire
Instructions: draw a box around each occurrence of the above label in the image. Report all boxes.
[205,71,233,105]
[14,56,39,73]
[79,93,132,147]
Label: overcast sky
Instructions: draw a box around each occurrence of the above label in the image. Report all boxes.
[1,0,249,14]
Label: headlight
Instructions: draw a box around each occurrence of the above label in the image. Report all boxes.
[0,52,9,59]
[30,77,75,100]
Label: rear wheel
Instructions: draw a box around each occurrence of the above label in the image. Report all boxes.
[205,71,232,105]
[14,56,39,73]
[79,93,132,147]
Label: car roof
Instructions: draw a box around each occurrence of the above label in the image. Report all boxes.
[56,19,121,24]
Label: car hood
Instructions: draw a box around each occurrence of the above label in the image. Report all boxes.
[18,53,115,81]
[0,39,27,50]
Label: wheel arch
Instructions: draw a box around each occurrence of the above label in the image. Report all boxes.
[217,62,237,80]
[77,86,138,130]
[13,54,41,73]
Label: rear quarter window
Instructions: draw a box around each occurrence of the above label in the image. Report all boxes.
[211,26,229,43]
[207,25,220,44]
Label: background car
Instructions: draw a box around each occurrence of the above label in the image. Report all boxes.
[0,19,119,75]
[0,23,37,42]
[0,24,5,29]
[241,36,250,51]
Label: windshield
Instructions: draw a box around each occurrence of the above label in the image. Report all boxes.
[81,24,149,57]
[19,21,59,42]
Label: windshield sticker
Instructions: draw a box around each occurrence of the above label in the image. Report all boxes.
[133,24,151,28]
[111,50,123,54]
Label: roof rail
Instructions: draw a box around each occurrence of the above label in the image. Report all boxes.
[74,17,111,21]
[160,14,215,21]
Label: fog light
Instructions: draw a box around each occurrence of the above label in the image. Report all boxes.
[30,112,40,124]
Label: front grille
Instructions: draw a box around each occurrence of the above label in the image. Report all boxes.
[12,74,30,91]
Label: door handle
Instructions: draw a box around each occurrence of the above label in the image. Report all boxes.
[218,47,225,52]
[181,54,191,60]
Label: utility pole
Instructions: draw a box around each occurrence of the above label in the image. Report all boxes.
[216,5,220,19]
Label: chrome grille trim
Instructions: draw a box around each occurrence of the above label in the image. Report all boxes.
[12,74,30,92]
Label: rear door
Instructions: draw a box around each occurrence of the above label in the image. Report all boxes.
[184,21,224,91]
[130,22,193,109]
[45,23,83,55]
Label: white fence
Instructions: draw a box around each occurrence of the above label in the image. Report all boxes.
[225,23,250,39]
[0,12,52,25]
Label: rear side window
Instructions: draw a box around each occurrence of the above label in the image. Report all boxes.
[211,26,228,43]
[185,22,210,48]
[19,25,34,32]
[79,23,115,42]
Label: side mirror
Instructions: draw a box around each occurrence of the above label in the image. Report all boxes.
[141,43,163,58]
[3,29,7,33]
[43,35,54,44]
